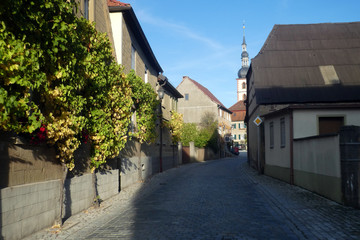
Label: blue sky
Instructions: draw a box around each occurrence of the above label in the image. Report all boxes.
[128,0,360,108]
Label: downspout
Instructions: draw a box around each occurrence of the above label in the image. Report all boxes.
[290,110,294,185]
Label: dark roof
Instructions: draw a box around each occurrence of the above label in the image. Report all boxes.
[158,74,183,99]
[262,103,360,119]
[250,22,360,104]
[108,0,163,73]
[182,76,232,113]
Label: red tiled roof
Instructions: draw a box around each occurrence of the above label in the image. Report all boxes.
[107,0,130,7]
[184,76,231,113]
[231,111,246,122]
[229,100,246,111]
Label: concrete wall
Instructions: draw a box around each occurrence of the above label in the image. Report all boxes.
[120,141,179,189]
[184,142,218,163]
[293,135,342,203]
[0,180,61,240]
[63,174,94,220]
[96,170,119,202]
[0,169,120,240]
[64,169,119,220]
[293,109,360,139]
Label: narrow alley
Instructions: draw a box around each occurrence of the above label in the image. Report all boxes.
[26,153,360,240]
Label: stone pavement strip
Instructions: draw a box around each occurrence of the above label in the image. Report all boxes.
[25,152,360,240]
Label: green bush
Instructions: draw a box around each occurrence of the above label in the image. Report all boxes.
[181,120,219,153]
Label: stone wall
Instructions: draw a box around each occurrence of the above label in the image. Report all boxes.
[0,180,61,240]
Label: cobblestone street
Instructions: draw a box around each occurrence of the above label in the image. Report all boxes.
[26,152,360,240]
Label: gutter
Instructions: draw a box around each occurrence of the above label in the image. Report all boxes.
[290,110,294,185]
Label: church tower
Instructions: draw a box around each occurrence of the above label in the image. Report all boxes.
[237,24,249,101]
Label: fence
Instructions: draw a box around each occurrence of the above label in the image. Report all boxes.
[340,126,360,208]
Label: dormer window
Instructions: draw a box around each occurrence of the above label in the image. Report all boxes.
[319,65,340,85]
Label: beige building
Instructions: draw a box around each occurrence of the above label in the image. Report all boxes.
[229,101,247,146]
[177,76,232,138]
[108,0,183,185]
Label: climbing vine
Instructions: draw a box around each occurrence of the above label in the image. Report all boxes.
[0,0,157,171]
[127,70,159,144]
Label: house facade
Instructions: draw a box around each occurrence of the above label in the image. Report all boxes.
[229,101,247,147]
[108,0,183,187]
[246,22,360,204]
[176,76,232,138]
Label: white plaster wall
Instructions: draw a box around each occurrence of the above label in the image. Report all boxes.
[109,12,123,64]
[293,135,340,177]
[293,109,360,139]
[264,113,291,168]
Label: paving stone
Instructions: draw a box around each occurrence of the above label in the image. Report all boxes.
[24,152,360,240]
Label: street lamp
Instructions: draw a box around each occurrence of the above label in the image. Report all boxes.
[157,86,165,173]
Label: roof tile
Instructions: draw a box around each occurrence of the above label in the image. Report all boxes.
[107,0,130,7]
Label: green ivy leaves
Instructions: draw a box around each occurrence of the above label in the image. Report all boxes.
[0,0,159,171]
[127,70,159,144]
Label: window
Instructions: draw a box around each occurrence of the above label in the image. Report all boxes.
[280,118,285,148]
[144,65,148,83]
[185,93,189,101]
[244,123,247,129]
[239,134,242,140]
[242,82,246,89]
[232,124,236,129]
[270,122,274,149]
[131,45,136,70]
[243,94,246,100]
[318,117,344,135]
[238,123,241,129]
[233,134,236,140]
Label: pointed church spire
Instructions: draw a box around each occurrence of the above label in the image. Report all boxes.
[242,23,246,45]
[237,22,250,79]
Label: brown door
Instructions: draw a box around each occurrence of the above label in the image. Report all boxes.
[319,117,344,135]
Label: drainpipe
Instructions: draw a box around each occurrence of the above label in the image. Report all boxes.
[290,110,294,185]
